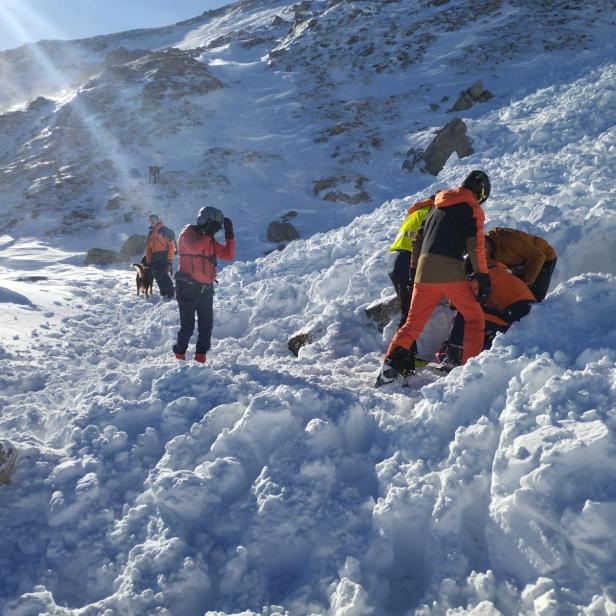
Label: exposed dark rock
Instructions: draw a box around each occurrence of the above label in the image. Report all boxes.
[451,80,493,111]
[267,221,300,243]
[106,195,122,210]
[322,190,370,205]
[365,295,400,332]
[120,234,147,257]
[0,440,17,485]
[104,47,149,66]
[271,15,287,27]
[404,118,473,176]
[85,248,127,266]
[288,330,313,356]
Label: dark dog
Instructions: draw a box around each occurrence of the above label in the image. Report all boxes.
[131,256,154,298]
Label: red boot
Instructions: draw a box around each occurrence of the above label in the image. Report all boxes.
[194,353,206,363]
[175,352,186,360]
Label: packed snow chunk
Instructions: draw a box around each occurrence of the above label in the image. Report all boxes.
[150,457,247,522]
[48,471,101,527]
[488,355,616,588]
[329,577,374,615]
[113,537,211,614]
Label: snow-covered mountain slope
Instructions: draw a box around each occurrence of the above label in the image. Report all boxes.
[0,0,613,259]
[1,21,616,612]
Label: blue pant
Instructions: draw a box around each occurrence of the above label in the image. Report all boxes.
[174,280,214,354]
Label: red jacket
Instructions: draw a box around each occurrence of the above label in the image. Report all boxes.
[177,225,235,284]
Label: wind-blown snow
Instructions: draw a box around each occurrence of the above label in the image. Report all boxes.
[1,1,615,615]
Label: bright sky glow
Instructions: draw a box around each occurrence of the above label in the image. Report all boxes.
[0,0,230,51]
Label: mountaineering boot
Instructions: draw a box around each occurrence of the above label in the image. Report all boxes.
[375,346,415,387]
[435,344,462,372]
[194,353,206,363]
[173,344,186,360]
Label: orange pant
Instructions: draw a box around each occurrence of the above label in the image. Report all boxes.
[386,281,485,364]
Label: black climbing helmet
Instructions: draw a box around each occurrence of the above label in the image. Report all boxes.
[196,206,224,234]
[462,170,491,204]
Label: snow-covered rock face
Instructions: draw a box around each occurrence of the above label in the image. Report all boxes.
[0,0,612,259]
[0,1,615,616]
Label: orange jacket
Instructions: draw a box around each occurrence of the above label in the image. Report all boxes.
[484,259,536,325]
[487,228,556,285]
[177,225,235,284]
[146,222,176,263]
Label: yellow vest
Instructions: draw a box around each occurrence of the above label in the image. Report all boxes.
[389,204,431,252]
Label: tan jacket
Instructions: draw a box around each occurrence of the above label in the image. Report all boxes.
[487,228,556,284]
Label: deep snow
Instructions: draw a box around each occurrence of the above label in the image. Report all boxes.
[1,1,616,616]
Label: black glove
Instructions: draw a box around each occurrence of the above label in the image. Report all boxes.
[167,261,173,273]
[223,217,234,240]
[472,272,491,304]
[409,267,416,287]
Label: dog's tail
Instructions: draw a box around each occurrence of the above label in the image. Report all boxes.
[131,263,145,275]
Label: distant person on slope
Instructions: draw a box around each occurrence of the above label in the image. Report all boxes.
[145,213,176,299]
[377,170,491,384]
[439,257,537,368]
[172,207,235,363]
[485,227,557,302]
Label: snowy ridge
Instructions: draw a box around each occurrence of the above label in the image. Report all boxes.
[0,0,613,260]
[1,39,616,615]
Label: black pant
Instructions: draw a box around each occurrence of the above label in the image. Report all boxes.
[529,258,556,302]
[389,251,413,327]
[449,300,534,350]
[150,252,175,297]
[174,280,214,354]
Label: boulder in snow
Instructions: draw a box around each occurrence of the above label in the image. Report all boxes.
[85,248,127,266]
[365,295,400,332]
[0,440,17,484]
[404,118,474,176]
[120,234,147,257]
[267,221,300,243]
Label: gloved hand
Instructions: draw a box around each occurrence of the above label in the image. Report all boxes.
[409,267,416,287]
[472,272,491,304]
[167,261,173,273]
[223,217,234,240]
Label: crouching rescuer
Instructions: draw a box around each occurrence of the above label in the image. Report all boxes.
[173,207,235,363]
[377,170,491,384]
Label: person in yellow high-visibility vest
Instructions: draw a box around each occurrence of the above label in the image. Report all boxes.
[388,197,434,329]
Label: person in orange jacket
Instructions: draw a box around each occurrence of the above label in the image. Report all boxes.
[145,213,176,298]
[485,227,557,301]
[377,170,491,384]
[439,258,537,367]
[172,206,235,363]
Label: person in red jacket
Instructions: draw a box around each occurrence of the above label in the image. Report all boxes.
[145,213,176,298]
[377,170,491,385]
[172,207,235,363]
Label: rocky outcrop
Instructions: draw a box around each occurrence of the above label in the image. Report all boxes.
[85,248,126,266]
[267,221,300,243]
[288,330,314,356]
[313,174,370,205]
[402,118,473,176]
[120,234,147,257]
[365,295,400,332]
[451,79,494,111]
[288,320,326,356]
[0,440,17,484]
